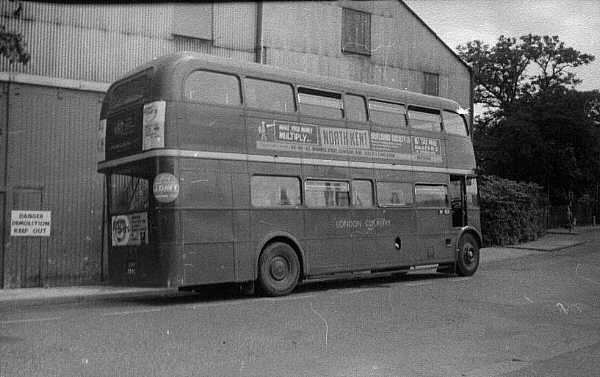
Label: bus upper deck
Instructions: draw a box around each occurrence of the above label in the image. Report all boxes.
[98,51,474,175]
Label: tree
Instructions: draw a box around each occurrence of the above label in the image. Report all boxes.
[475,89,600,204]
[1,0,30,64]
[457,34,594,115]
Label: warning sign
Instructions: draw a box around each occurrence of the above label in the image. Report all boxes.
[11,210,52,237]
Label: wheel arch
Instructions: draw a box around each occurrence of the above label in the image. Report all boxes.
[456,226,483,251]
[254,232,306,280]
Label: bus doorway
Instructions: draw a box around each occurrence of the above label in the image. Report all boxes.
[450,175,467,227]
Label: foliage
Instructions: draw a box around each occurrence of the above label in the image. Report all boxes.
[1,0,30,64]
[474,89,600,204]
[457,34,594,116]
[459,33,599,208]
[478,175,547,246]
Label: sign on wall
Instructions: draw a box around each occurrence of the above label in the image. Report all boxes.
[10,210,52,237]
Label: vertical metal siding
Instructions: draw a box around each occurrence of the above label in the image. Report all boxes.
[6,84,103,286]
[213,2,256,52]
[1,1,470,106]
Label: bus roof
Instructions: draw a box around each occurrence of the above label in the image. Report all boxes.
[108,51,464,112]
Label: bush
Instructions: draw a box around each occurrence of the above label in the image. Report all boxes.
[479,175,547,246]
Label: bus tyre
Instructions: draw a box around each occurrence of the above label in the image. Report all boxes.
[258,242,300,296]
[456,233,479,276]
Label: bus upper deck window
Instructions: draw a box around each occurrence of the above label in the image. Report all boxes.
[184,70,241,106]
[245,78,295,113]
[345,94,367,122]
[298,87,343,119]
[408,107,441,132]
[369,100,407,127]
[443,110,469,136]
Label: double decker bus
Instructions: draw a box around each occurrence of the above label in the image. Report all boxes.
[97,52,481,296]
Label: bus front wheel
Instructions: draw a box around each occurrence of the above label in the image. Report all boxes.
[258,242,300,296]
[456,233,480,276]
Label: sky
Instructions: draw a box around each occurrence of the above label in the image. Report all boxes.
[404,0,600,92]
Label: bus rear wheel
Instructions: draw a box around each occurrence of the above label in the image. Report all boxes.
[456,233,479,276]
[258,242,300,296]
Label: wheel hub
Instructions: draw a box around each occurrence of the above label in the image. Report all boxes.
[270,257,289,281]
[464,244,475,264]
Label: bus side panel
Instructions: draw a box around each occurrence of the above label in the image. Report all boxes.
[181,209,236,284]
[176,102,246,153]
[303,209,354,275]
[446,135,476,170]
[250,209,305,263]
[108,244,172,287]
[233,209,253,282]
[374,207,419,267]
[352,208,389,269]
[468,208,481,233]
[415,208,454,262]
[183,243,235,285]
[232,168,253,282]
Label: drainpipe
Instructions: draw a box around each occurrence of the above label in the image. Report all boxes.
[255,1,264,64]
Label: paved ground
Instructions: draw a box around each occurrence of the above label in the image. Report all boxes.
[0,228,593,307]
[1,228,599,377]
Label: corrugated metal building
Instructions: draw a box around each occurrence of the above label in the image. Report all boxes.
[0,0,472,288]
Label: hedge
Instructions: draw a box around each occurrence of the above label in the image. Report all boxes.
[478,175,547,246]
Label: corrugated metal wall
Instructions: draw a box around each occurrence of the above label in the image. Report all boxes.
[262,1,471,107]
[3,84,104,287]
[0,1,469,105]
[0,1,258,83]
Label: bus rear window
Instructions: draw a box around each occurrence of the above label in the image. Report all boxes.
[184,70,241,106]
[110,175,149,213]
[107,69,151,111]
[408,107,441,132]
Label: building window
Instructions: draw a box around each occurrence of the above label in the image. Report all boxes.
[423,72,439,96]
[342,8,371,56]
